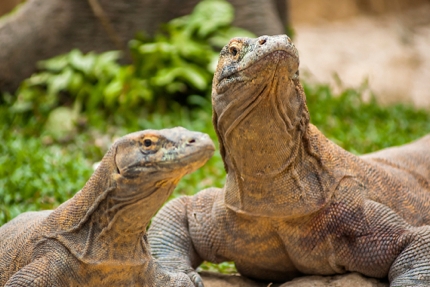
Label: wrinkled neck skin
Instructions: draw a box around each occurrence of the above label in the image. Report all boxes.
[44,147,178,264]
[213,56,338,219]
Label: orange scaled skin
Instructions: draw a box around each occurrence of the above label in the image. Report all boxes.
[148,35,430,287]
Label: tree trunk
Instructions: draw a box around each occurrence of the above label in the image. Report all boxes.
[0,0,23,16]
[0,0,285,92]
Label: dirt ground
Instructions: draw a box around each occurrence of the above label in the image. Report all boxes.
[291,2,430,108]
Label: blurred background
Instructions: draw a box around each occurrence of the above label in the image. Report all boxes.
[0,0,430,264]
[1,0,429,106]
[291,0,430,107]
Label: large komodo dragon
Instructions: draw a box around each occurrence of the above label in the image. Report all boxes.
[148,35,430,287]
[0,127,214,286]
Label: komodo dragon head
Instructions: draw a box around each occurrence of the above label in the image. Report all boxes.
[212,35,302,175]
[105,128,216,222]
[211,35,338,218]
[45,127,215,263]
[113,127,215,200]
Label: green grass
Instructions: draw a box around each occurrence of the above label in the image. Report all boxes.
[304,82,430,154]
[2,81,430,227]
[0,128,94,224]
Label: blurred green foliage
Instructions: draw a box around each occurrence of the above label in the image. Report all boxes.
[3,0,254,135]
[130,0,254,97]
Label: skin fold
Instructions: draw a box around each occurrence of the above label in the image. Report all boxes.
[0,127,214,286]
[148,35,430,287]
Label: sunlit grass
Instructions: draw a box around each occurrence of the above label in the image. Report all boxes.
[2,82,430,226]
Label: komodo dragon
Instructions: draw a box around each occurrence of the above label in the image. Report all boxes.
[0,127,214,286]
[148,35,430,287]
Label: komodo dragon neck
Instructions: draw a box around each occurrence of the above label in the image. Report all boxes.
[212,35,346,218]
[41,129,214,264]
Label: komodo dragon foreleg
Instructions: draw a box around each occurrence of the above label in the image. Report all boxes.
[388,226,430,286]
[4,251,67,287]
[5,242,71,287]
[149,188,227,287]
[324,179,430,287]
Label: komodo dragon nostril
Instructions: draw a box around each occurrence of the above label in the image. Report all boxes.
[259,38,267,45]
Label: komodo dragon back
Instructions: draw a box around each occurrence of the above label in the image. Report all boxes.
[148,35,430,287]
[0,127,214,286]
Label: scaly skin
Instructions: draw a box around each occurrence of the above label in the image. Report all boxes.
[148,35,430,287]
[0,127,215,286]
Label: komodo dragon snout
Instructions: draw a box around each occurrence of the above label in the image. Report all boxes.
[0,127,214,287]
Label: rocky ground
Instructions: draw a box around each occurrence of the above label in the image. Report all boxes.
[201,272,389,287]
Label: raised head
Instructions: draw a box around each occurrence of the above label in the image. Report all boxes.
[211,35,308,176]
[211,35,323,217]
[101,127,215,226]
[92,127,214,227]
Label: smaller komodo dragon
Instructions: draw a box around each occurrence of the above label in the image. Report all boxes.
[148,35,430,287]
[0,127,215,286]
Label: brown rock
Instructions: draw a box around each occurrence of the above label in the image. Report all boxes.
[280,273,388,287]
[201,272,389,287]
[201,272,279,287]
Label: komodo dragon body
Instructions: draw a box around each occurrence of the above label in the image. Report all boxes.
[0,127,214,286]
[148,35,430,287]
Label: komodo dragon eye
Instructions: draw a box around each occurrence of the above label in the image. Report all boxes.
[141,135,159,151]
[229,46,238,56]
